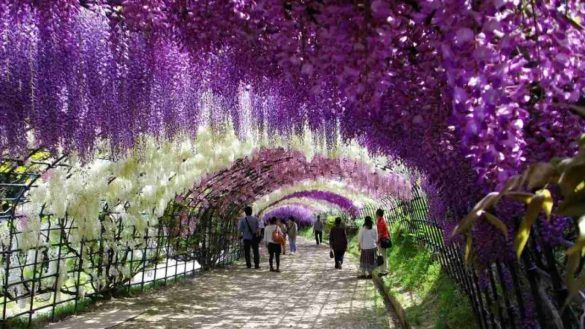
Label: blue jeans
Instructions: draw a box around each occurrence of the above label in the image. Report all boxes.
[289,236,297,253]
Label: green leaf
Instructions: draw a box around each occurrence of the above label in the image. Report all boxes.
[566,239,585,257]
[514,191,545,259]
[526,163,558,191]
[502,175,523,193]
[464,234,472,266]
[452,210,483,237]
[558,159,585,197]
[504,191,534,204]
[484,212,509,239]
[568,104,585,118]
[558,201,585,218]
[452,192,500,237]
[558,190,585,217]
[540,189,553,221]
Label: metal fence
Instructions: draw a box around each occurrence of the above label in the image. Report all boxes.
[0,151,242,328]
[358,186,579,329]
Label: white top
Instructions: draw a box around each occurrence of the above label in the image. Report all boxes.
[358,226,378,250]
[264,224,281,244]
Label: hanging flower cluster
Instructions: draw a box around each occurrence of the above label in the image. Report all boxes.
[15,126,254,249]
[16,121,410,250]
[262,205,316,227]
[254,179,376,212]
[0,1,583,244]
[261,190,361,217]
[185,147,412,216]
[261,200,331,220]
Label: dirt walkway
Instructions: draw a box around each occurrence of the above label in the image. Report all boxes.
[47,238,394,329]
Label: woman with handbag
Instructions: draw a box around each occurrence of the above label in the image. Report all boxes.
[376,209,391,277]
[278,218,288,255]
[357,216,378,279]
[329,217,348,269]
[264,217,284,272]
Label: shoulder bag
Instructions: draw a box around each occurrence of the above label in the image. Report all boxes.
[272,226,285,245]
[245,217,262,244]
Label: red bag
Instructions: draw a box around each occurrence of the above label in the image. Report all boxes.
[272,227,285,244]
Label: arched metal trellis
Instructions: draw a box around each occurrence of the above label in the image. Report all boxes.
[0,150,245,328]
[359,186,580,329]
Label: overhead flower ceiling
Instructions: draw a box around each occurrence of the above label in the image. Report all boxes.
[259,190,362,217]
[0,0,583,220]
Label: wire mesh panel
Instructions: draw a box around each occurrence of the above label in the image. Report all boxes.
[0,151,242,328]
[369,186,580,329]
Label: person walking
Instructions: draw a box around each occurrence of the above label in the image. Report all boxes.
[329,217,348,269]
[376,209,390,277]
[278,218,288,255]
[313,215,324,245]
[357,216,378,279]
[287,217,298,255]
[238,206,261,269]
[258,217,267,257]
[264,217,283,272]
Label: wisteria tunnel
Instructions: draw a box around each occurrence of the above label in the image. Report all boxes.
[0,1,584,328]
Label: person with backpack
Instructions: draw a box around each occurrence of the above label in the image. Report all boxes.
[264,217,284,272]
[329,217,348,269]
[376,209,391,277]
[313,215,324,245]
[238,206,261,269]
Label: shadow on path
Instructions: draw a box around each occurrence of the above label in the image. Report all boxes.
[47,238,392,329]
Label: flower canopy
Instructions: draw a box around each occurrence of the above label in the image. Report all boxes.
[1,3,584,328]
[0,0,583,227]
[262,205,316,227]
[260,190,361,217]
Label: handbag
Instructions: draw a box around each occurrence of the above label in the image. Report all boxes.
[377,255,384,266]
[272,227,285,245]
[329,250,334,258]
[380,238,392,249]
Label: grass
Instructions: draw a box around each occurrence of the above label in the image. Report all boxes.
[300,221,477,329]
[382,224,477,329]
[4,298,94,329]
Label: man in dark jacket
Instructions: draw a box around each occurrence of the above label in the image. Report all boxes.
[313,215,324,245]
[329,217,348,269]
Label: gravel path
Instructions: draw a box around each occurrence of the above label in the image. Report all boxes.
[48,238,393,329]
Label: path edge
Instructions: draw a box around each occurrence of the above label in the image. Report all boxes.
[372,275,411,329]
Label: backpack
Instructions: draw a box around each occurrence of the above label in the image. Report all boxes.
[272,227,285,244]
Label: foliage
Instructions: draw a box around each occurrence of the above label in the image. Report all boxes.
[454,134,585,304]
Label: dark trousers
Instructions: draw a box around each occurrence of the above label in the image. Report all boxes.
[315,230,323,244]
[334,249,345,266]
[268,243,281,269]
[243,239,260,268]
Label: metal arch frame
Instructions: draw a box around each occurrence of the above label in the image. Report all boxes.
[1,150,69,327]
[256,190,362,218]
[4,145,574,328]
